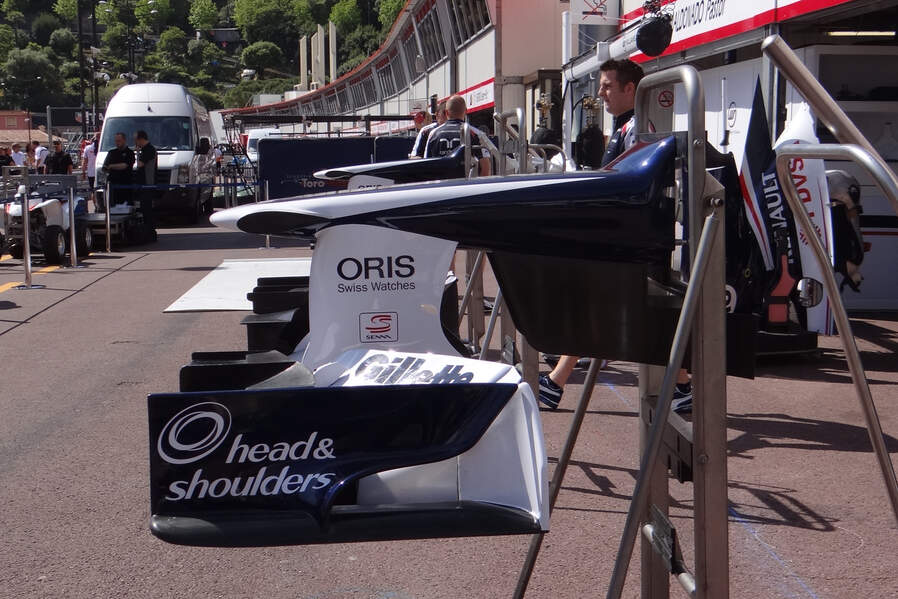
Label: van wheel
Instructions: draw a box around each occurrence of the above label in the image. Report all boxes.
[9,243,24,259]
[42,225,66,264]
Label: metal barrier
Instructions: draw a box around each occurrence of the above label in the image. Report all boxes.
[762,33,898,525]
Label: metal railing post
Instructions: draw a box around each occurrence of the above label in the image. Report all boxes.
[104,181,111,252]
[15,173,44,290]
[775,144,898,525]
[761,34,898,216]
[68,186,78,267]
[463,123,473,179]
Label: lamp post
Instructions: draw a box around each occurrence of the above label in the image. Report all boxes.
[76,0,87,139]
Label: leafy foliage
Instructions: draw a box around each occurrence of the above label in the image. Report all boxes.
[157,26,188,62]
[2,47,62,111]
[0,0,415,111]
[222,76,299,107]
[31,13,62,46]
[188,0,219,31]
[52,0,77,22]
[376,0,403,30]
[329,0,360,35]
[48,28,76,58]
[241,41,282,79]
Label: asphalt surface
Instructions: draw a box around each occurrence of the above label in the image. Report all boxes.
[1,219,897,598]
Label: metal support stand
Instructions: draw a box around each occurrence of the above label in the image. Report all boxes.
[262,180,273,249]
[513,358,604,598]
[639,364,671,599]
[479,288,503,361]
[607,205,723,599]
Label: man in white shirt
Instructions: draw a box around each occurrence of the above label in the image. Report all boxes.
[11,143,25,166]
[82,134,99,208]
[33,140,49,173]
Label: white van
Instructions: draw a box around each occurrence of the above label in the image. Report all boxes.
[97,83,215,222]
[244,127,283,164]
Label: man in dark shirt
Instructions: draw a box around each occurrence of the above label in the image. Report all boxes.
[0,147,13,168]
[424,95,491,176]
[134,130,158,239]
[102,131,134,208]
[46,140,74,174]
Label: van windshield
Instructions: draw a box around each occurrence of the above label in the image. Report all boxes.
[100,116,194,151]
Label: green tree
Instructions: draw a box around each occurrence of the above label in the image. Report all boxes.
[241,41,282,79]
[49,28,76,57]
[222,76,297,107]
[376,0,403,30]
[188,0,218,31]
[1,47,63,111]
[0,24,15,62]
[101,22,130,63]
[157,26,188,63]
[189,86,222,110]
[99,77,127,105]
[31,13,62,46]
[136,0,170,31]
[337,23,380,76]
[329,0,360,35]
[234,0,301,57]
[53,0,77,22]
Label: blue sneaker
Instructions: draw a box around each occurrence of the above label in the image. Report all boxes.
[672,382,693,414]
[538,374,563,409]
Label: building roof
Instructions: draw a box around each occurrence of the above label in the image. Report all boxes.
[0,129,66,146]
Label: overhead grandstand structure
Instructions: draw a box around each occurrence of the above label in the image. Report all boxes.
[220,0,576,138]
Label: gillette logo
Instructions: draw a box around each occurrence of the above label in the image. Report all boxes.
[353,353,475,385]
[360,312,398,343]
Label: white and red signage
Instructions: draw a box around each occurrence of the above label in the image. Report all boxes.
[459,78,495,113]
[620,0,857,62]
[300,224,460,370]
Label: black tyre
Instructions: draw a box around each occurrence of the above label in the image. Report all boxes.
[9,243,24,259]
[42,225,66,264]
[75,224,92,257]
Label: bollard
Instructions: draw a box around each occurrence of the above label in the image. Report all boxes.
[68,186,79,267]
[15,181,45,290]
[105,182,111,253]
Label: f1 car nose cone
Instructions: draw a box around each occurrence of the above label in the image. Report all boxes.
[210,204,325,235]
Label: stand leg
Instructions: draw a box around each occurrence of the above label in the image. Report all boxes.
[640,364,670,599]
[513,358,603,598]
[606,206,723,599]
